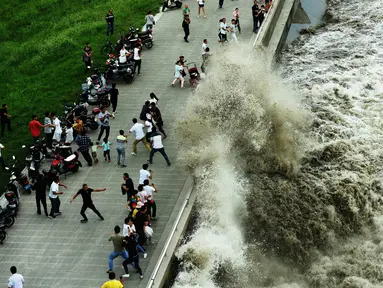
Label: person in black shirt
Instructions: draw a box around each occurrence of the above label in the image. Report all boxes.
[121,173,135,201]
[31,174,49,216]
[139,101,150,121]
[134,206,148,246]
[83,44,93,73]
[150,103,167,138]
[109,83,119,117]
[122,233,144,278]
[182,15,191,43]
[0,104,11,137]
[258,5,266,27]
[106,9,115,36]
[252,1,259,33]
[70,183,106,223]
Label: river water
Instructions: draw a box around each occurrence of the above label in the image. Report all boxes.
[171,0,383,287]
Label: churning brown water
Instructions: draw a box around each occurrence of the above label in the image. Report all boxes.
[172,0,383,287]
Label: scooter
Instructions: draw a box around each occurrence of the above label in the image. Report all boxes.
[43,152,82,184]
[162,0,182,11]
[105,54,135,84]
[125,28,154,49]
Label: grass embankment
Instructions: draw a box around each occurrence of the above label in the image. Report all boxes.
[0,0,161,188]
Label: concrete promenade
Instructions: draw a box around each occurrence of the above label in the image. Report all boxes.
[0,0,254,287]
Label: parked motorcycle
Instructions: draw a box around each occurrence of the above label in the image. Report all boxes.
[80,70,111,107]
[0,208,16,228]
[105,54,135,84]
[43,151,82,183]
[125,27,153,49]
[64,102,99,131]
[162,0,183,11]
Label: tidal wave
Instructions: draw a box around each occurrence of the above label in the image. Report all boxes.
[172,0,383,287]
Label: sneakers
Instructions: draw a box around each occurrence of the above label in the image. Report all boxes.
[131,152,137,156]
[106,270,113,274]
[100,216,104,221]
[167,162,172,166]
[143,253,148,259]
[147,160,153,164]
[54,212,62,216]
[121,165,127,167]
[48,215,55,219]
[140,275,144,279]
[151,217,157,220]
[80,219,88,223]
[122,274,130,278]
[112,113,115,118]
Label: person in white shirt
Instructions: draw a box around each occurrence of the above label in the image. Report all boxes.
[48,177,67,219]
[129,118,151,156]
[51,113,62,142]
[8,266,24,288]
[139,163,153,185]
[97,106,111,143]
[202,39,208,56]
[122,217,148,258]
[133,44,142,75]
[145,11,155,31]
[197,0,206,18]
[143,179,158,219]
[137,185,148,205]
[119,46,130,63]
[229,19,239,43]
[145,113,154,141]
[0,143,7,170]
[171,60,185,88]
[219,18,228,43]
[148,127,171,166]
[148,92,159,106]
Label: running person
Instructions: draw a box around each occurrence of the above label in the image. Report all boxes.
[219,18,228,43]
[229,19,239,43]
[70,184,106,223]
[171,61,185,88]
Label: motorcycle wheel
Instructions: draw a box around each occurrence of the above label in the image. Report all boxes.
[72,164,80,173]
[101,45,113,56]
[144,41,153,49]
[123,74,134,84]
[101,99,111,107]
[5,216,15,228]
[0,230,7,245]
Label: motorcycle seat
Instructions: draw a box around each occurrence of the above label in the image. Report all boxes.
[64,154,76,162]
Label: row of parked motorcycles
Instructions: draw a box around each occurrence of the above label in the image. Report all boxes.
[0,139,84,244]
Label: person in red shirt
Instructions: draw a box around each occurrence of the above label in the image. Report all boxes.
[28,115,53,143]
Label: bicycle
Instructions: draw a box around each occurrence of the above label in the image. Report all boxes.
[101,38,114,56]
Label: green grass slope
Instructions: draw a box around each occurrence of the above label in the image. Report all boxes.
[0,0,161,185]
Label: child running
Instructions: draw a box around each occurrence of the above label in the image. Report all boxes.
[90,142,99,164]
[100,138,111,162]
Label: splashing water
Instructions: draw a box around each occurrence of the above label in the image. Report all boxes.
[173,0,383,287]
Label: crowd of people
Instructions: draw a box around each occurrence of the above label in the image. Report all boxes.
[3,1,276,287]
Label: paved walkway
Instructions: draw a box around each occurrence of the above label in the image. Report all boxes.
[0,0,254,287]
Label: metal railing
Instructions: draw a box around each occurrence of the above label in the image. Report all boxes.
[145,183,193,288]
[252,0,278,47]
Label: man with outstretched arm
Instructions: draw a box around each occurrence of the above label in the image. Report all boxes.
[70,184,106,223]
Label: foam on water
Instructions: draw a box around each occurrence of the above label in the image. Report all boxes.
[172,0,383,287]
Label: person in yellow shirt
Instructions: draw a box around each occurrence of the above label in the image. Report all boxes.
[101,272,123,288]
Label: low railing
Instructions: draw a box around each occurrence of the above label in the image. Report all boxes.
[252,0,278,47]
[145,182,193,288]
